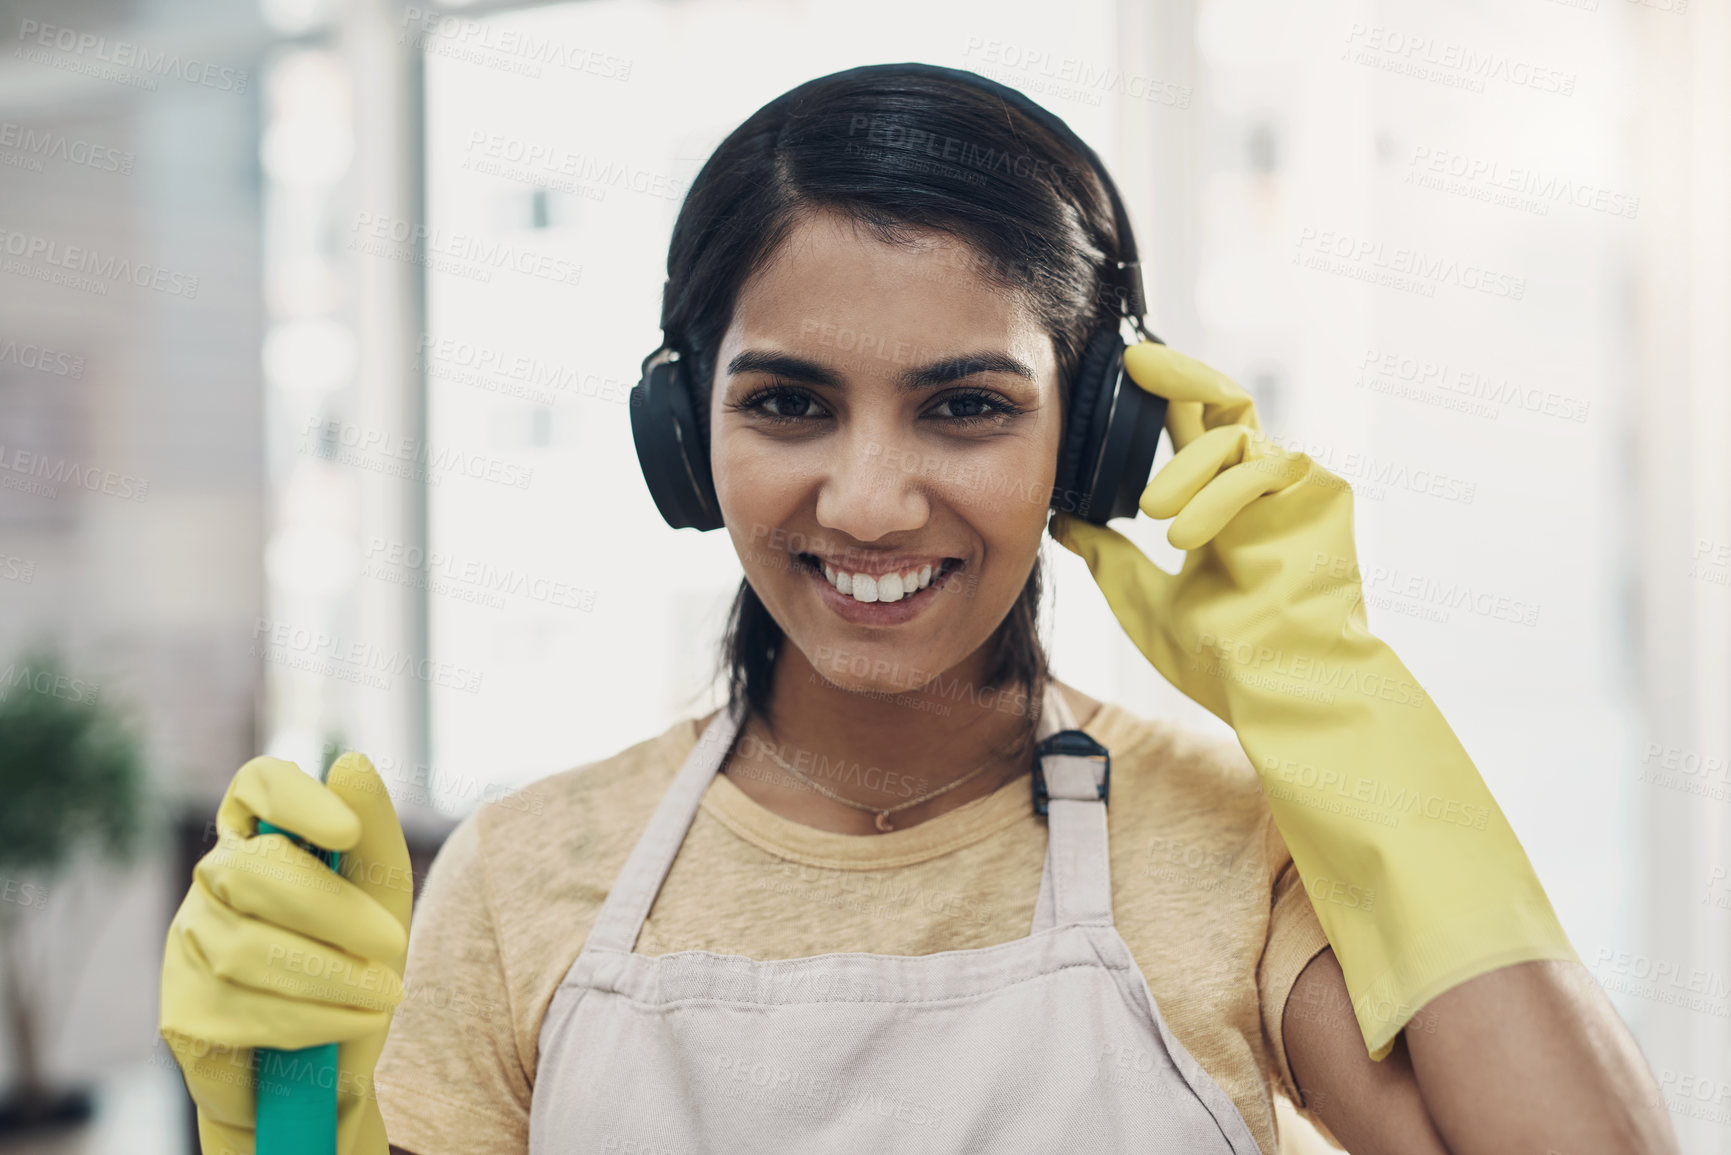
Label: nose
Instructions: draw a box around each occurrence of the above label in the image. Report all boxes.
[814,428,930,543]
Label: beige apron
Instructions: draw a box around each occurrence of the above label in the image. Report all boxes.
[529,682,1263,1152]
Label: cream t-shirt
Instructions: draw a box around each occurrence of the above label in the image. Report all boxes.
[374,686,1336,1155]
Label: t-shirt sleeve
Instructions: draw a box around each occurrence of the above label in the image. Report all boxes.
[375,811,530,1155]
[1256,811,1335,1115]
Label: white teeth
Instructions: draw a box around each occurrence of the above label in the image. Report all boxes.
[818,559,948,604]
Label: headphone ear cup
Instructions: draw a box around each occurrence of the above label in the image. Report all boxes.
[1052,330,1169,526]
[629,356,724,531]
[1053,329,1124,522]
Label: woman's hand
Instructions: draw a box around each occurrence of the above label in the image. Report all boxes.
[1048,341,1360,724]
[1050,341,1579,1062]
[159,752,413,1155]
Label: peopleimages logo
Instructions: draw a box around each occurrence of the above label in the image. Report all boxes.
[398,8,632,80]
[0,121,134,174]
[1341,23,1577,96]
[0,444,149,502]
[1293,227,1526,301]
[416,334,634,407]
[710,1052,945,1130]
[0,226,199,298]
[0,661,99,705]
[0,337,84,378]
[461,131,685,202]
[1356,347,1591,424]
[1260,755,1489,830]
[1591,947,1731,1017]
[14,19,249,92]
[361,537,596,612]
[301,416,534,491]
[249,618,485,695]
[1406,145,1640,220]
[348,212,582,288]
[960,36,1192,109]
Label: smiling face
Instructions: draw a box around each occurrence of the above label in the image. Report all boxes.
[710,207,1063,697]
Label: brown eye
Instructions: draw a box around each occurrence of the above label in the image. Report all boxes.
[930,389,1024,427]
[761,390,815,418]
[729,383,832,427]
[934,394,990,419]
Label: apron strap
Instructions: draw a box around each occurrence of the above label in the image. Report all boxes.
[1030,757,1114,931]
[1030,691,1114,932]
[582,700,746,954]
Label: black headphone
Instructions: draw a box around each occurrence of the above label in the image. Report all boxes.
[629,62,1167,532]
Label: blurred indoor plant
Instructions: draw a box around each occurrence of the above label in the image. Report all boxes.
[0,643,145,1135]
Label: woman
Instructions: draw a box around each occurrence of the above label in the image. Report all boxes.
[160,65,1678,1155]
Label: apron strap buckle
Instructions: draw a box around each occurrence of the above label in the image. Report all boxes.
[1032,729,1111,816]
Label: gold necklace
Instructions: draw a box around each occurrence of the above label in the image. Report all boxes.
[743,722,1027,832]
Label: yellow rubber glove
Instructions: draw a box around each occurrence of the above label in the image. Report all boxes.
[159,752,413,1155]
[1051,341,1578,1059]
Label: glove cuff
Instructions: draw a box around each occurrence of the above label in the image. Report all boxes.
[1346,898,1580,1059]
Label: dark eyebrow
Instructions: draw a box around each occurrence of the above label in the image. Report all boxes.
[726,349,1036,392]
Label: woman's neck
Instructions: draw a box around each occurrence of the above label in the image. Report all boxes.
[720,642,1046,835]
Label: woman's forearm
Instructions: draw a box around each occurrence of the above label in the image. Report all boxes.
[1403,958,1679,1155]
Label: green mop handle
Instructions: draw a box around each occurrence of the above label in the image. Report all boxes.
[254,764,342,1155]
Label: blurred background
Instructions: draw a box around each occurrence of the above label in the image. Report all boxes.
[0,0,1725,1151]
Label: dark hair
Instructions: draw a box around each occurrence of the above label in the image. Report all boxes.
[659,68,1130,726]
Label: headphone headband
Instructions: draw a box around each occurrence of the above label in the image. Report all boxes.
[657,61,1149,343]
[821,63,1148,325]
